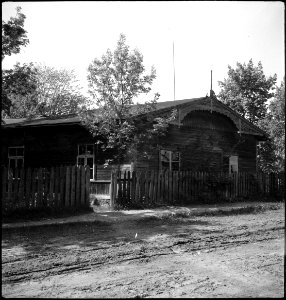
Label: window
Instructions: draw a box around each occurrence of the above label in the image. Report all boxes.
[77,144,95,180]
[229,155,238,173]
[8,146,24,178]
[160,149,180,171]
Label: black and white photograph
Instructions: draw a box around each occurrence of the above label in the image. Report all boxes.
[2,1,284,298]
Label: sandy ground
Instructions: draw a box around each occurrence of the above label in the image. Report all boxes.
[2,202,285,298]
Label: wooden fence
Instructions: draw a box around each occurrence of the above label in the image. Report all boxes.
[110,171,285,209]
[2,165,90,213]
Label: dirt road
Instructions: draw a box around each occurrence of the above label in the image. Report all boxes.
[2,203,284,298]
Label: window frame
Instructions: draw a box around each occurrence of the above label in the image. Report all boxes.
[160,149,181,171]
[8,146,25,179]
[77,144,95,180]
[229,155,238,173]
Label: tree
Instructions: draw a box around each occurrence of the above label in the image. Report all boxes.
[218,59,277,124]
[257,79,285,172]
[28,64,89,116]
[2,6,32,117]
[2,62,38,118]
[3,63,90,118]
[82,33,175,166]
[2,7,29,61]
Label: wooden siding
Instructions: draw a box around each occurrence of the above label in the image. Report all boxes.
[2,110,260,175]
[135,111,260,173]
[1,125,111,169]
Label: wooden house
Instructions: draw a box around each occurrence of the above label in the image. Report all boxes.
[1,94,267,187]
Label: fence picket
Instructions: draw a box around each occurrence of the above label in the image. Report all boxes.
[127,171,131,204]
[65,167,71,207]
[58,166,65,207]
[2,167,7,205]
[85,166,90,205]
[38,168,43,207]
[110,171,116,210]
[75,166,81,206]
[18,169,25,208]
[2,165,90,213]
[3,167,284,214]
[81,165,86,206]
[54,167,60,207]
[14,168,19,205]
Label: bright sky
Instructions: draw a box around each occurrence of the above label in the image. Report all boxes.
[2,1,285,104]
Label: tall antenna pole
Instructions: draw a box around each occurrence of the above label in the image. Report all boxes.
[211,69,213,92]
[173,41,176,101]
[210,70,213,114]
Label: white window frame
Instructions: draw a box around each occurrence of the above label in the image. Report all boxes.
[229,155,238,173]
[8,146,24,179]
[77,144,95,180]
[160,149,181,171]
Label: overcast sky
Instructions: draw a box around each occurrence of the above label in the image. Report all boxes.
[2,1,285,104]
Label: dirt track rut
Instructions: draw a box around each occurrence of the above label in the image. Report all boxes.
[2,205,284,298]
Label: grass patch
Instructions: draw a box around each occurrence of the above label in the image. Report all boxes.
[135,203,283,224]
[193,203,283,217]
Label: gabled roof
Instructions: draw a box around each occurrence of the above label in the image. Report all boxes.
[151,97,205,110]
[1,96,267,140]
[2,114,80,128]
[2,98,204,128]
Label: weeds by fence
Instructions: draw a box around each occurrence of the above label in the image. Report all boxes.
[111,170,285,209]
[2,166,90,213]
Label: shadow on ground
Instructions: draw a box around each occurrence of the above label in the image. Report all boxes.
[2,202,283,256]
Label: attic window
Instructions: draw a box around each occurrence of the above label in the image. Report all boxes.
[160,149,180,171]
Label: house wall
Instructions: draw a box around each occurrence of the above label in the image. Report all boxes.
[1,110,259,175]
[2,125,93,168]
[135,110,259,173]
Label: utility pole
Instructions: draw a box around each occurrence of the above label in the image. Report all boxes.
[210,70,213,113]
[173,41,176,101]
[211,69,213,92]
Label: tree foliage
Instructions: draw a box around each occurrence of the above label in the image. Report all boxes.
[2,7,29,60]
[29,64,89,117]
[2,62,38,118]
[218,59,283,173]
[82,33,175,165]
[257,79,285,172]
[218,59,277,124]
[3,63,89,118]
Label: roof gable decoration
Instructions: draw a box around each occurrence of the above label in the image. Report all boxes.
[164,96,266,138]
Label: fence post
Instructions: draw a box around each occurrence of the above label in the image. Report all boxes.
[127,171,131,205]
[131,171,136,206]
[2,167,7,210]
[59,166,65,207]
[85,165,90,205]
[31,168,38,208]
[48,167,54,207]
[54,167,60,208]
[65,166,71,207]
[18,168,25,208]
[110,171,117,210]
[42,168,48,207]
[76,165,81,207]
[14,168,19,206]
[123,171,127,204]
[80,165,86,206]
[37,168,43,208]
[69,166,75,207]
